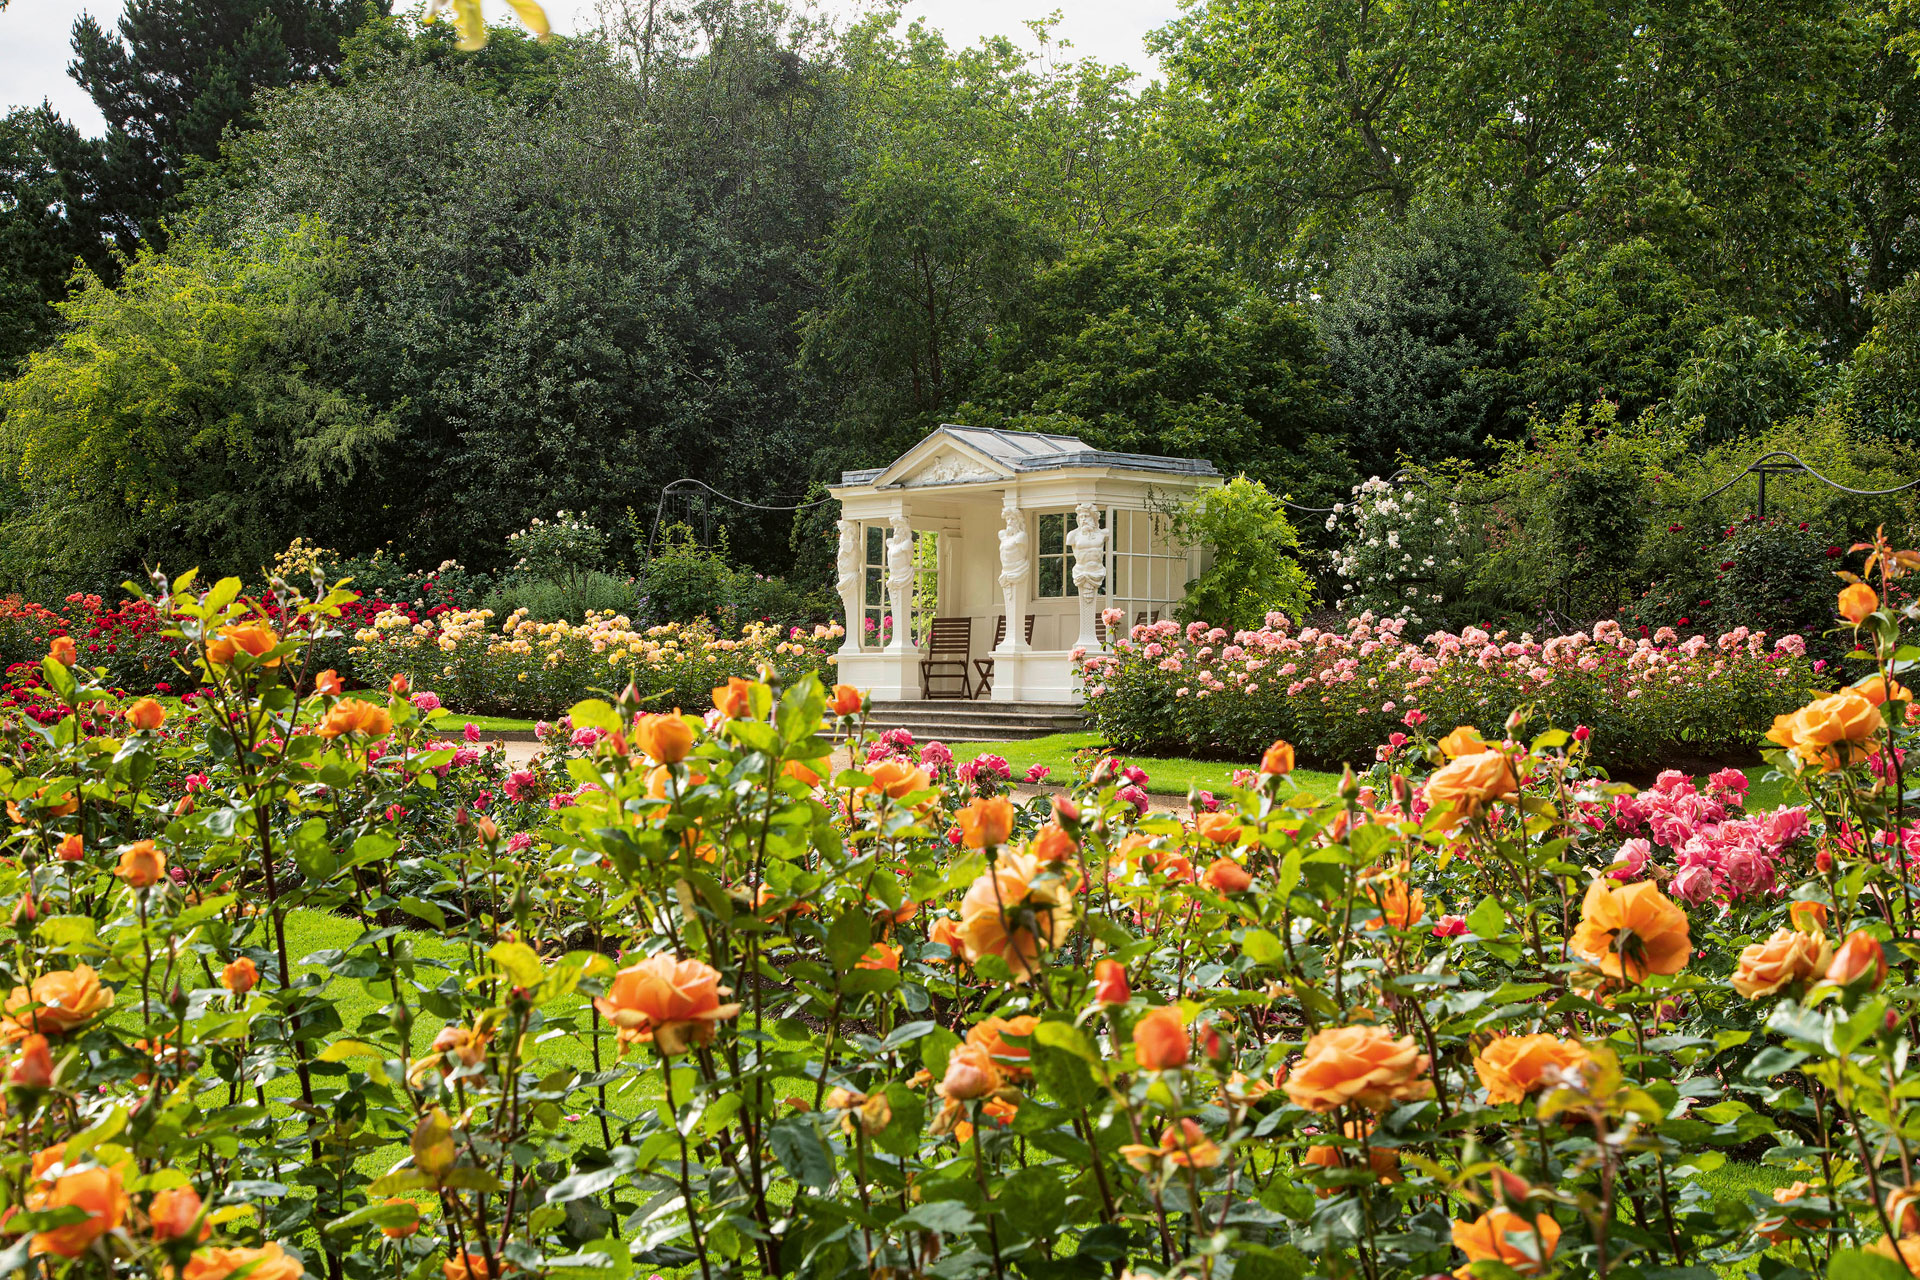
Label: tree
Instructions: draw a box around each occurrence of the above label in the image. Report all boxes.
[1665,318,1829,443]
[0,223,393,594]
[958,226,1345,503]
[1314,202,1526,472]
[0,108,130,369]
[1169,476,1315,631]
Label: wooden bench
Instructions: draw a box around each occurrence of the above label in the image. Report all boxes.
[918,616,975,700]
[972,615,1036,699]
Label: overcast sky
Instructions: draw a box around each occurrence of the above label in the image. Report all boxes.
[2,0,1180,135]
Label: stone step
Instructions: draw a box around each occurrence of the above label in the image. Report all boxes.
[859,700,1087,742]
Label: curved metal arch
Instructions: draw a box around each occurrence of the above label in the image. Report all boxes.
[1699,450,1920,508]
[646,477,836,562]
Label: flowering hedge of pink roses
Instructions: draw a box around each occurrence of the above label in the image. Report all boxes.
[1083,610,1823,770]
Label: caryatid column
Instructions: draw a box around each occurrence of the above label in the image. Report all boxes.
[883,514,914,653]
[995,493,1030,654]
[1066,501,1108,652]
[835,518,862,653]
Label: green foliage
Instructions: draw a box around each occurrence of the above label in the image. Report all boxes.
[960,227,1347,503]
[1169,477,1314,630]
[1665,317,1830,442]
[0,222,394,597]
[1848,268,1920,440]
[642,526,740,626]
[1313,201,1527,472]
[479,571,641,623]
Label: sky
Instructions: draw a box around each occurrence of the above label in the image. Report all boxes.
[1,0,1180,135]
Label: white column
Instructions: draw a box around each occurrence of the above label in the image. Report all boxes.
[995,491,1029,655]
[1067,500,1108,652]
[835,518,862,654]
[883,512,914,654]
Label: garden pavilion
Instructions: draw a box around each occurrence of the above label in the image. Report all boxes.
[828,425,1219,705]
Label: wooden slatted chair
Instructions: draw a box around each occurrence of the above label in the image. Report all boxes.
[972,615,1036,698]
[918,616,975,700]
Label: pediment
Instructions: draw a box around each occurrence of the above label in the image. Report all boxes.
[870,431,1014,489]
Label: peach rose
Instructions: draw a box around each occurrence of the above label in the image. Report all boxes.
[1473,1034,1592,1105]
[926,916,964,964]
[1756,1181,1827,1243]
[319,698,393,741]
[221,957,259,996]
[440,1251,501,1280]
[10,1034,52,1088]
[1451,1207,1561,1278]
[830,684,864,716]
[1423,751,1518,831]
[313,669,345,696]
[1767,689,1882,770]
[207,623,280,667]
[1828,929,1889,989]
[937,1042,1002,1101]
[1203,857,1252,894]
[1093,959,1130,1004]
[1283,1024,1432,1112]
[634,712,694,764]
[865,758,931,800]
[1436,726,1487,759]
[56,834,82,863]
[1361,870,1423,930]
[856,943,900,972]
[380,1196,422,1239]
[1028,822,1076,864]
[47,636,76,666]
[957,796,1015,848]
[26,1144,128,1258]
[2,965,114,1040]
[1840,582,1879,624]
[956,852,1074,983]
[125,698,166,731]
[966,1015,1038,1080]
[592,953,740,1055]
[1871,1235,1920,1275]
[1302,1118,1399,1193]
[1731,927,1834,999]
[150,1185,208,1242]
[1121,1118,1221,1172]
[116,840,165,888]
[1195,812,1241,845]
[1859,674,1913,708]
[1260,740,1296,775]
[1569,878,1691,982]
[1133,1006,1190,1071]
[782,759,821,787]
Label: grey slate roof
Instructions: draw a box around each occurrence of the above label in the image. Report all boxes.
[839,425,1219,486]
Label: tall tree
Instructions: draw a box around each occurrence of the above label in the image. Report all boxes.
[0,107,129,368]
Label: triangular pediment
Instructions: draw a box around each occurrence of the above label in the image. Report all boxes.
[870,430,1016,489]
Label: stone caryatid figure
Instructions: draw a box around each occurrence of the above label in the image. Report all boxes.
[884,514,914,652]
[835,519,862,653]
[1066,501,1108,651]
[995,495,1030,652]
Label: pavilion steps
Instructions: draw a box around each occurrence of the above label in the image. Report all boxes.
[860,700,1086,743]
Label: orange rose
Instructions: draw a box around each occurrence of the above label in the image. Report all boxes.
[380,1196,422,1239]
[956,851,1075,982]
[1122,1118,1221,1171]
[388,674,410,696]
[957,796,1015,848]
[937,1042,1002,1101]
[967,1015,1038,1079]
[1451,1207,1561,1278]
[150,1185,208,1242]
[1828,929,1889,989]
[1732,927,1834,999]
[1028,822,1076,863]
[1424,751,1518,830]
[592,953,740,1055]
[116,840,165,889]
[1093,959,1130,1004]
[313,669,344,696]
[1788,901,1830,933]
[865,758,931,800]
[56,834,82,862]
[207,623,280,667]
[1871,1235,1920,1275]
[180,1247,305,1280]
[1840,582,1879,624]
[830,684,864,716]
[2,965,114,1040]
[782,759,821,787]
[856,943,901,972]
[1203,857,1252,894]
[26,1145,128,1258]
[1302,1118,1399,1192]
[1767,689,1882,770]
[1260,739,1296,775]
[1195,812,1241,845]
[221,957,259,996]
[634,712,695,765]
[440,1252,500,1280]
[1757,1181,1827,1243]
[711,677,755,719]
[10,1034,52,1088]
[1361,870,1423,930]
[1436,726,1487,759]
[125,698,166,731]
[927,916,964,963]
[47,636,76,667]
[1132,1005,1190,1071]
[1568,878,1692,982]
[319,699,393,741]
[1858,674,1913,708]
[1283,1024,1431,1113]
[1473,1034,1592,1105]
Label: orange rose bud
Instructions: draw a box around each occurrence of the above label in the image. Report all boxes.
[1132,1005,1190,1071]
[56,834,82,863]
[314,669,344,696]
[1195,812,1241,845]
[221,957,259,997]
[125,698,165,731]
[1788,900,1829,934]
[1093,959,1130,1004]
[830,684,864,716]
[1827,929,1888,989]
[1028,821,1076,863]
[116,840,165,889]
[150,1185,207,1241]
[1260,739,1296,775]
[1203,857,1252,894]
[856,943,901,971]
[712,677,755,719]
[380,1197,421,1239]
[9,1034,52,1088]
[47,636,77,667]
[634,712,695,765]
[388,673,410,696]
[1840,582,1879,624]
[957,796,1015,848]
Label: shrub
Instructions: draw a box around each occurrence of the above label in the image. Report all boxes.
[1169,476,1314,631]
[479,571,644,623]
[1325,477,1476,626]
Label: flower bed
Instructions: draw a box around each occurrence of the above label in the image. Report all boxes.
[347,607,844,718]
[5,560,1920,1279]
[1084,609,1822,770]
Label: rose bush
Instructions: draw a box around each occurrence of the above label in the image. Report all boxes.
[1083,608,1822,771]
[3,550,1920,1280]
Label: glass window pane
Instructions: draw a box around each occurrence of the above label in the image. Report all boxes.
[866,567,882,607]
[1038,558,1062,598]
[866,524,882,563]
[1038,513,1064,556]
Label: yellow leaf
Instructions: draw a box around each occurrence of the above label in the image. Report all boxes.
[453,0,486,49]
[505,0,550,39]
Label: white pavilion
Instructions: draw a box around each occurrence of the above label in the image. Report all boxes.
[829,426,1220,705]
